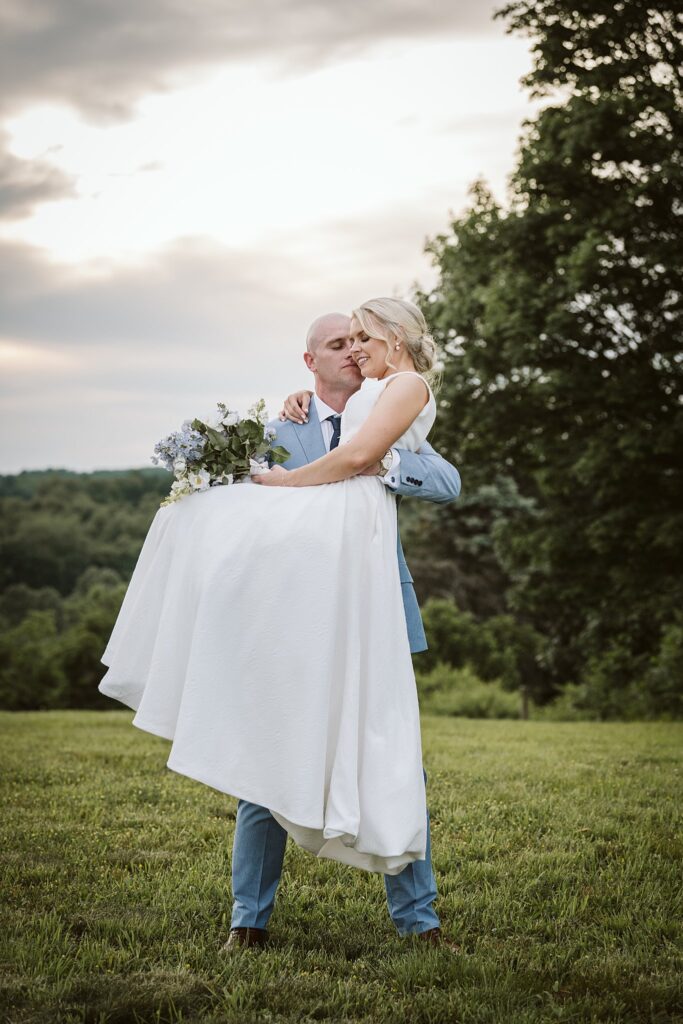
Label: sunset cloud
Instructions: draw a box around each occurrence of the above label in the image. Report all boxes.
[1,0,503,119]
[0,131,75,219]
[0,1,533,472]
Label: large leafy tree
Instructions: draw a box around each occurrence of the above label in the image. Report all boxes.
[422,0,682,712]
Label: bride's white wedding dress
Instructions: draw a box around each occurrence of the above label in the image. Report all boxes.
[99,371,436,875]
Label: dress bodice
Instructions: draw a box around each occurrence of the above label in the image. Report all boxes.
[340,371,436,452]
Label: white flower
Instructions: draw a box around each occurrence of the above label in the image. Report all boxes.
[161,475,194,505]
[188,468,212,491]
[169,478,191,498]
[211,471,233,487]
[173,457,187,473]
[200,409,225,430]
[222,411,240,427]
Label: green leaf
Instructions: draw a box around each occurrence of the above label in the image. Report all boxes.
[204,426,229,450]
[270,445,291,464]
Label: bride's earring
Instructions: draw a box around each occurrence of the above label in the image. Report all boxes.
[394,343,400,350]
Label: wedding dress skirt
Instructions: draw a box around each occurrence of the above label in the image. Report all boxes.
[99,373,436,875]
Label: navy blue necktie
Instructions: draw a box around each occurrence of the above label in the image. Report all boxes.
[327,414,342,450]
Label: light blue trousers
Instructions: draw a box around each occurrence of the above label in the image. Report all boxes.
[230,768,440,936]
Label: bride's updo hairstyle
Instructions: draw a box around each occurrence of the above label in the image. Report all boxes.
[351,297,440,388]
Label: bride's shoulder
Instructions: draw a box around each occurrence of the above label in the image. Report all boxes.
[382,372,432,405]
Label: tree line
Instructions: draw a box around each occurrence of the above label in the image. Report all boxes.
[0,468,539,715]
[412,0,682,718]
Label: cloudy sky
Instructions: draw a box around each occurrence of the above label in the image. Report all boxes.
[1,0,538,473]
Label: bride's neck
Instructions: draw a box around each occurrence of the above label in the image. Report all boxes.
[378,354,417,379]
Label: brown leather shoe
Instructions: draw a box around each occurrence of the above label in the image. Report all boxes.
[414,927,461,952]
[221,926,269,951]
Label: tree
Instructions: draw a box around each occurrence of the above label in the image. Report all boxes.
[0,583,64,630]
[422,0,683,711]
[401,475,537,618]
[0,469,167,710]
[419,597,547,700]
[0,611,65,710]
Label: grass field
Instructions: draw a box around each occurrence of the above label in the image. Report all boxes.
[1,712,681,1024]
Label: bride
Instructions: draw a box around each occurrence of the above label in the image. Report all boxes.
[99,297,439,876]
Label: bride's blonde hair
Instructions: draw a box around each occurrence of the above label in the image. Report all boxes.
[351,297,440,389]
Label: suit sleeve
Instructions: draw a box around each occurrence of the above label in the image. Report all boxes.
[386,440,461,504]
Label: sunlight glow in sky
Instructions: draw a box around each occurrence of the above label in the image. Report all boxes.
[3,38,532,264]
[1,10,537,472]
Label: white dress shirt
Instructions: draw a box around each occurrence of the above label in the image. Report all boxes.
[312,393,401,489]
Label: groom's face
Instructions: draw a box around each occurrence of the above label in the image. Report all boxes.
[305,318,363,391]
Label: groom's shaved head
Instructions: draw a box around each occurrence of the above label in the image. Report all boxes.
[303,311,361,408]
[306,313,351,353]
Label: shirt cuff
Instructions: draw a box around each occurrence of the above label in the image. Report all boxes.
[380,448,401,489]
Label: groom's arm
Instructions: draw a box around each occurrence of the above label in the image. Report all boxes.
[381,441,461,504]
[270,396,461,498]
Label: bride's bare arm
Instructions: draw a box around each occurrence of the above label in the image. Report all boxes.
[255,375,430,488]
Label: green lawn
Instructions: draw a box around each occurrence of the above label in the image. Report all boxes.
[1,712,681,1024]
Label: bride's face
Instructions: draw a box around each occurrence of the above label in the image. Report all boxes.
[349,316,391,379]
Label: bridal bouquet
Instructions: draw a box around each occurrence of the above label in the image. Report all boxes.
[151,399,290,506]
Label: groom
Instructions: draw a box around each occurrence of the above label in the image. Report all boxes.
[224,312,461,951]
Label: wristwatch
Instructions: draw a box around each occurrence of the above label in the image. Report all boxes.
[377,449,393,478]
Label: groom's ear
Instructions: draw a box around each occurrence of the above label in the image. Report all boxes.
[303,351,316,373]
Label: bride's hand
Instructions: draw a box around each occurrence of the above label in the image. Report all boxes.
[279,390,313,424]
[252,465,290,487]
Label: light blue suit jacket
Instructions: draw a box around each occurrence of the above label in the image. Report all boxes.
[268,400,461,653]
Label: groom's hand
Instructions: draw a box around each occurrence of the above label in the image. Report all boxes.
[279,390,313,424]
[359,461,381,476]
